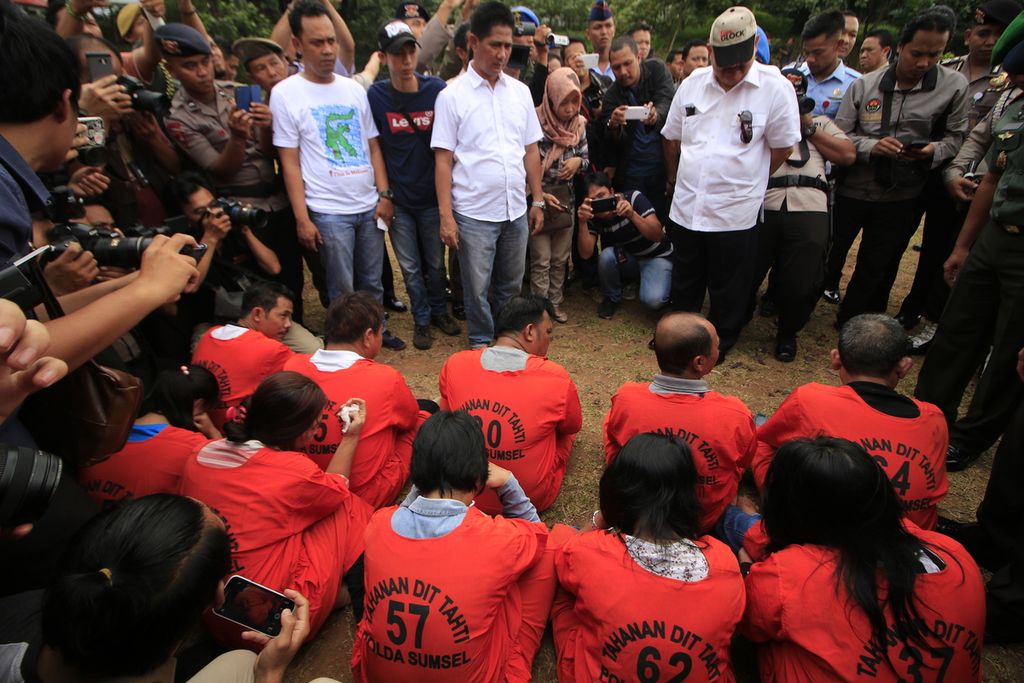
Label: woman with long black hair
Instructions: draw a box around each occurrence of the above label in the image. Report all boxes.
[742,437,985,682]
[179,371,371,650]
[551,433,745,682]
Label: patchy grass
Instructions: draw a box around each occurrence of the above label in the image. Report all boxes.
[284,227,1021,682]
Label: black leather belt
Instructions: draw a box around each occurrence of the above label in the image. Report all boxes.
[766,175,830,193]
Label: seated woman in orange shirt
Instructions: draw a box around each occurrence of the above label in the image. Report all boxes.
[79,365,220,510]
[178,371,372,649]
[742,437,985,682]
[551,433,745,682]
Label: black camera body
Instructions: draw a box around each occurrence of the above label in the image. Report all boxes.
[117,75,170,118]
[209,198,269,230]
[513,20,536,37]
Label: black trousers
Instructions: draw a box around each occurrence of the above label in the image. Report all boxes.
[898,171,966,323]
[752,207,829,337]
[834,196,919,325]
[618,169,668,223]
[915,221,1024,455]
[667,220,758,351]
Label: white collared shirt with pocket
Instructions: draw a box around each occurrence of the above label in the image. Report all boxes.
[662,61,801,233]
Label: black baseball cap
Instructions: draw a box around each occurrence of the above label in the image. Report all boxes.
[378,20,420,54]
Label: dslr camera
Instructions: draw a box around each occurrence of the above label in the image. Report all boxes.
[207,198,269,230]
[0,445,63,527]
[117,75,171,118]
[513,20,536,37]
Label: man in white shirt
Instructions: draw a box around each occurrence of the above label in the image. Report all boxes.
[662,6,801,359]
[272,0,405,348]
[432,0,545,348]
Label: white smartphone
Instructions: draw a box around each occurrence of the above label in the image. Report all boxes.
[581,53,600,70]
[624,106,650,121]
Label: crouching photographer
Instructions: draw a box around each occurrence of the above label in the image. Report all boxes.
[173,173,322,354]
[1,2,200,595]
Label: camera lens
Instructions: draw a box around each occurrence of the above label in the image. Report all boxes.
[0,446,64,527]
[88,236,152,269]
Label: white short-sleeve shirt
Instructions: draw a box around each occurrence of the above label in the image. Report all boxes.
[271,73,379,215]
[662,61,801,232]
[431,64,543,222]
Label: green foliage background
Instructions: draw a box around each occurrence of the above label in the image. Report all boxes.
[159,0,981,67]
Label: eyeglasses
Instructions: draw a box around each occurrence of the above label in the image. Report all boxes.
[738,110,753,143]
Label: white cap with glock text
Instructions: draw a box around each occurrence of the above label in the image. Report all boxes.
[709,6,757,67]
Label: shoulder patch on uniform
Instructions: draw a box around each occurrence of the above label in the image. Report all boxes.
[165,120,191,148]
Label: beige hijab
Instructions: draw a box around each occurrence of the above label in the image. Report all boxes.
[536,67,585,173]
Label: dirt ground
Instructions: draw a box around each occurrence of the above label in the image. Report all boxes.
[282,228,1024,682]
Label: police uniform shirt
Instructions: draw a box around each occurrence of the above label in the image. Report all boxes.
[798,60,860,119]
[165,81,287,212]
[944,87,1023,183]
[834,64,970,202]
[943,54,1011,128]
[764,115,849,213]
[987,96,1024,227]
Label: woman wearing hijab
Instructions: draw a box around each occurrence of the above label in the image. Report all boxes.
[531,67,589,323]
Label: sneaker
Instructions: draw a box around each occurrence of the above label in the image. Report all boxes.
[432,313,461,336]
[822,289,840,305]
[908,320,937,355]
[597,297,618,319]
[451,302,466,320]
[382,330,406,350]
[413,324,433,350]
[622,283,638,300]
[774,334,797,362]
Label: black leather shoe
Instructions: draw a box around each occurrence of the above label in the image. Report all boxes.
[759,297,778,317]
[451,302,466,320]
[385,295,407,313]
[774,335,797,362]
[946,443,982,472]
[895,312,920,330]
[822,289,840,304]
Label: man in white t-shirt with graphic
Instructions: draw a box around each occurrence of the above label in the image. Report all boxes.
[272,0,405,348]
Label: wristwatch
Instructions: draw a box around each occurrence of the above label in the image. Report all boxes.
[378,189,394,201]
[802,124,817,139]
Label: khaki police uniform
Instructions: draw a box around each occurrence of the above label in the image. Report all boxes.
[826,64,969,324]
[915,96,1024,458]
[943,55,1014,128]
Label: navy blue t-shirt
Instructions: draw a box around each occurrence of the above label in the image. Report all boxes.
[367,74,446,210]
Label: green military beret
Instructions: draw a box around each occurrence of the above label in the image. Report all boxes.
[992,10,1024,67]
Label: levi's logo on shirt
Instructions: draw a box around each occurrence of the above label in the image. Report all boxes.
[386,110,434,134]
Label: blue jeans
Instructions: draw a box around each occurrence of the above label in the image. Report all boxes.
[391,205,448,326]
[454,211,528,346]
[714,504,761,553]
[308,209,384,304]
[597,247,672,310]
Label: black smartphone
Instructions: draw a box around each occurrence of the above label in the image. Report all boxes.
[905,140,929,151]
[214,575,295,637]
[590,195,620,213]
[86,52,115,82]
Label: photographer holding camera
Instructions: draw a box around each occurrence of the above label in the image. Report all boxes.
[749,69,855,362]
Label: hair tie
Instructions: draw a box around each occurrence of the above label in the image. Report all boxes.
[180,365,190,375]
[225,405,247,424]
[98,568,113,584]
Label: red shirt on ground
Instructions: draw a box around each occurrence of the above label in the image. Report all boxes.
[191,325,293,429]
[552,526,745,682]
[285,351,420,507]
[439,349,582,514]
[753,383,948,530]
[78,424,208,511]
[604,382,756,531]
[350,506,548,683]
[741,528,985,682]
[178,439,370,648]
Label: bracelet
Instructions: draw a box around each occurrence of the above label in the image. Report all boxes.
[531,200,546,209]
[64,4,89,22]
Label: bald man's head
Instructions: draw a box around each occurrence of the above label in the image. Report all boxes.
[654,313,719,378]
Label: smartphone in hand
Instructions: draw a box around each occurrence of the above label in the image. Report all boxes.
[214,575,295,637]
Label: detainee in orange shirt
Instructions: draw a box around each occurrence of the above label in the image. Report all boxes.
[439,295,582,515]
[286,292,429,508]
[754,314,948,531]
[192,282,295,429]
[351,410,557,683]
[604,312,756,533]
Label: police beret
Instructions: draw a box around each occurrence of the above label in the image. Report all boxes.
[1003,36,1024,73]
[154,23,211,58]
[231,37,284,66]
[394,1,429,22]
[976,0,1022,27]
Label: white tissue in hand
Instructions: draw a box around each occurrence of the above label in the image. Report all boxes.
[339,404,357,433]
